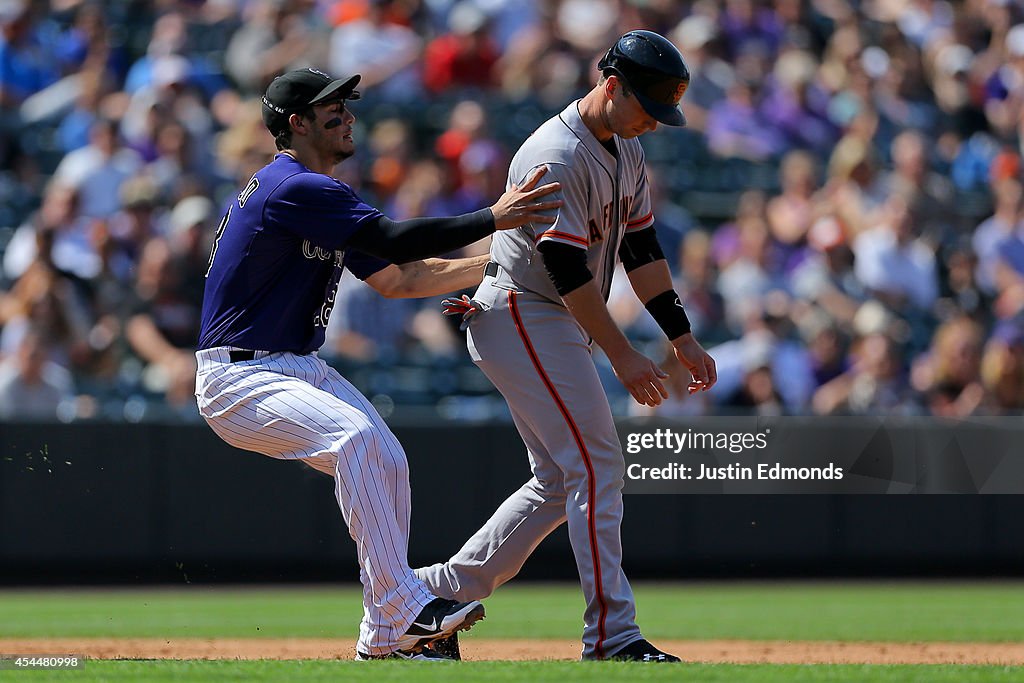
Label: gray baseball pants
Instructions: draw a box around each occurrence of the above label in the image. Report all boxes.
[415,277,643,659]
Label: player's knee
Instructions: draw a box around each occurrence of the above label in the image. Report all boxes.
[530,477,568,502]
[561,465,625,499]
[384,446,409,479]
[329,419,396,465]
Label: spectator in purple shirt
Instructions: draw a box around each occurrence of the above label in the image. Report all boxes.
[719,0,786,61]
[760,50,838,154]
[706,77,785,161]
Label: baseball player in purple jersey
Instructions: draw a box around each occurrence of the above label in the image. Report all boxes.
[194,68,560,661]
[417,32,718,662]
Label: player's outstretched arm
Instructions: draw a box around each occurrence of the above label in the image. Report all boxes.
[347,168,560,264]
[364,255,489,299]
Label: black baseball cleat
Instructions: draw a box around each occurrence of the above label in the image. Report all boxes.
[355,647,453,661]
[430,632,462,660]
[393,598,485,652]
[608,639,681,662]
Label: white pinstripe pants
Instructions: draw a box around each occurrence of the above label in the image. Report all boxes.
[195,347,434,654]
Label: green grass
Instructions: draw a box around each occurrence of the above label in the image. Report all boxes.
[21,661,1024,683]
[1,582,1023,642]
[3,584,1023,682]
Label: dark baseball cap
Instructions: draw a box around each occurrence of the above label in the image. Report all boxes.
[261,68,361,133]
[598,30,690,127]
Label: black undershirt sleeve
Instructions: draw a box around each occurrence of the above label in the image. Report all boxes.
[538,240,593,296]
[617,227,666,272]
[346,209,494,264]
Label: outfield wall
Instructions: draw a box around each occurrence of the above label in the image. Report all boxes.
[1,421,1022,584]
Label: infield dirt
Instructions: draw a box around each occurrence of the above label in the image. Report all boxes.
[2,639,1022,664]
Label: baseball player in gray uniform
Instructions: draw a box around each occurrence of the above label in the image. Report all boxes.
[194,68,560,660]
[418,31,717,662]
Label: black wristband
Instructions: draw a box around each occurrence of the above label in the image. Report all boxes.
[645,290,692,340]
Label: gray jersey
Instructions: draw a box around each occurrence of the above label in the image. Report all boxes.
[490,101,655,302]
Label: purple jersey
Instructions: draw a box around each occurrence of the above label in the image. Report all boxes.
[198,154,389,353]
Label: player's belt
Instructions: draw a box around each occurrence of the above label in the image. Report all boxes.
[229,349,257,363]
[484,261,499,278]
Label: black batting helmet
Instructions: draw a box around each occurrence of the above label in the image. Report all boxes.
[598,30,690,127]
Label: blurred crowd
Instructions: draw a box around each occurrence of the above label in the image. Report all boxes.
[1,0,1023,422]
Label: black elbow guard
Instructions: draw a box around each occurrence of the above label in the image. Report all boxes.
[618,227,665,272]
[538,241,593,296]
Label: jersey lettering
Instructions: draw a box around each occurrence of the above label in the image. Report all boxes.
[205,204,232,278]
[586,194,635,245]
[620,195,634,223]
[238,176,259,207]
[302,239,344,264]
[314,272,340,329]
[306,241,345,329]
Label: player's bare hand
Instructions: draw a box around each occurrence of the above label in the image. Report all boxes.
[491,165,562,231]
[609,346,670,407]
[671,333,717,394]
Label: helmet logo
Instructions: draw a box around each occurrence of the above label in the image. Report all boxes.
[672,81,688,103]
